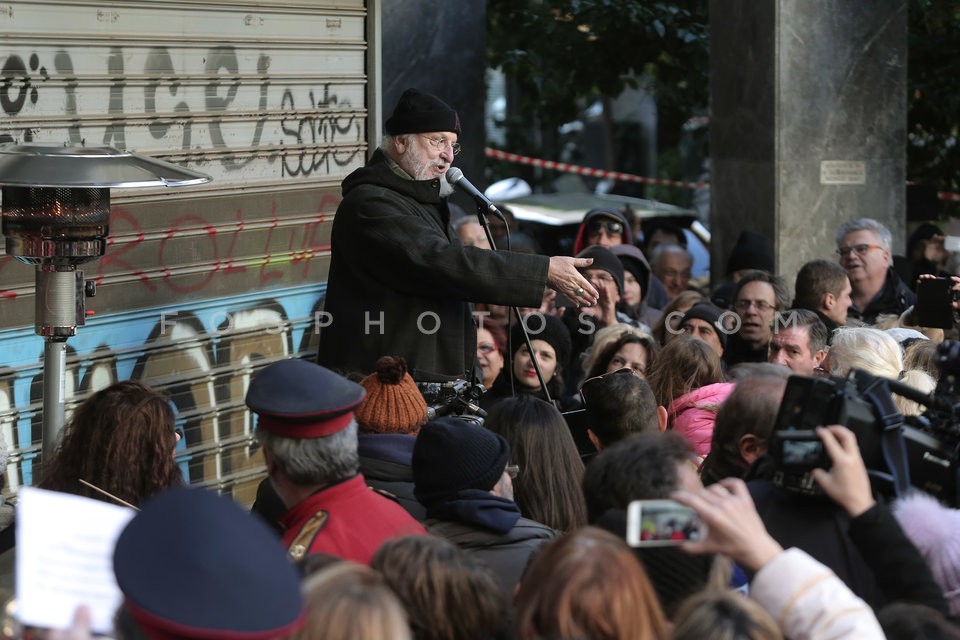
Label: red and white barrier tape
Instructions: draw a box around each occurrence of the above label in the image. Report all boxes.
[484,147,708,190]
[486,147,960,202]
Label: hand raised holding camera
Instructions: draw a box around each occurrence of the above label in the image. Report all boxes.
[810,425,876,518]
[671,478,783,572]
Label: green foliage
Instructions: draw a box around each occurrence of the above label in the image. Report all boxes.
[908,0,960,200]
[488,1,960,210]
[487,0,708,134]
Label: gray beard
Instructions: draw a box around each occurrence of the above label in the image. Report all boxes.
[439,174,455,197]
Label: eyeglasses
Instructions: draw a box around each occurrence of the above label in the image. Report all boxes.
[836,243,883,257]
[734,299,774,312]
[586,272,615,284]
[477,343,498,354]
[505,464,520,479]
[587,220,624,236]
[420,135,461,155]
[579,367,633,404]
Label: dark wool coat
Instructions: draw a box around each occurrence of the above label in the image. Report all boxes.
[318,150,549,378]
[847,267,917,325]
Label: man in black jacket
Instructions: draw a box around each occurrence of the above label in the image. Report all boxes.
[318,88,597,378]
[412,417,556,601]
[836,218,916,324]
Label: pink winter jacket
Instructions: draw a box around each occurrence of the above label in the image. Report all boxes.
[667,382,735,459]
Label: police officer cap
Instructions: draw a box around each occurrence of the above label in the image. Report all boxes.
[113,488,306,640]
[245,359,365,438]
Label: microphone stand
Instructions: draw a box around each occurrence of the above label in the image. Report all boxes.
[471,197,552,403]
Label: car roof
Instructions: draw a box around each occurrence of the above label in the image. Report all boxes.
[496,191,696,227]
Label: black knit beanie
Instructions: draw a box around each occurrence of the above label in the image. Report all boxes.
[726,230,774,275]
[385,88,461,136]
[681,302,729,347]
[576,245,625,295]
[509,313,573,374]
[412,417,510,506]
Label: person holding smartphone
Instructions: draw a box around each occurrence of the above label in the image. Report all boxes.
[673,425,948,632]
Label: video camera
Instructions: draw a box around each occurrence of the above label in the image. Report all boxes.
[771,341,960,506]
[416,378,487,423]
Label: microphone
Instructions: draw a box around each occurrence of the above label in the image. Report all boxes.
[445,167,506,221]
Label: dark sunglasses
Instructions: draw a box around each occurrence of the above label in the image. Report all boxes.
[579,367,633,405]
[588,220,624,236]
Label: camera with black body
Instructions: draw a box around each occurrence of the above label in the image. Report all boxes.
[771,430,831,475]
[416,378,487,422]
[771,375,878,475]
[771,343,960,506]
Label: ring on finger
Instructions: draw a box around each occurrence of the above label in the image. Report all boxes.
[576,287,585,295]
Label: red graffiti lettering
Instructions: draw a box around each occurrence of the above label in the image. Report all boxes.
[97,209,156,291]
[221,209,247,276]
[259,202,283,284]
[159,214,218,293]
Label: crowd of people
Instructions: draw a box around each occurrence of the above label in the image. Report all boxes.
[11,88,960,639]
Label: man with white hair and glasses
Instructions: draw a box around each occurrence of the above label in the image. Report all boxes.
[835,218,916,324]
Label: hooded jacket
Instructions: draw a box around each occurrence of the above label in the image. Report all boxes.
[667,382,735,459]
[572,207,633,255]
[610,243,662,327]
[318,150,549,378]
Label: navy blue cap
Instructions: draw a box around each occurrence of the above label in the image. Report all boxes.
[245,359,365,438]
[113,487,306,640]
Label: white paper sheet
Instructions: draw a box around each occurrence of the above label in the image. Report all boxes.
[15,486,135,634]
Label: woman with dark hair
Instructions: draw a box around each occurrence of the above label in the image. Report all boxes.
[40,379,183,507]
[483,313,575,410]
[514,526,668,640]
[371,535,506,640]
[484,396,587,532]
[582,332,658,382]
[476,321,507,390]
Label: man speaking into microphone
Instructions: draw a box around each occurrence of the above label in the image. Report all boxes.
[318,88,598,379]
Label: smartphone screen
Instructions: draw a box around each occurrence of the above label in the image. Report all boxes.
[626,499,705,547]
[916,277,955,329]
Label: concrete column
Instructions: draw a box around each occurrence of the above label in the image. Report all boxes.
[709,1,907,291]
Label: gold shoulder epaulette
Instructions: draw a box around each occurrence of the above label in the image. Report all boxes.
[287,510,329,561]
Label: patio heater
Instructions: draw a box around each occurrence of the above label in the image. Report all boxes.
[0,144,211,461]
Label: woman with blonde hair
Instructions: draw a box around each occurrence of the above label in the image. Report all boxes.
[824,326,936,416]
[296,562,411,640]
[514,527,668,640]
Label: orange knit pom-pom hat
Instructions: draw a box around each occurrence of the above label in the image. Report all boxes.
[355,356,428,434]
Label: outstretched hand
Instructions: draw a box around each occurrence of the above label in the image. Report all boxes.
[671,478,783,572]
[547,256,599,307]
